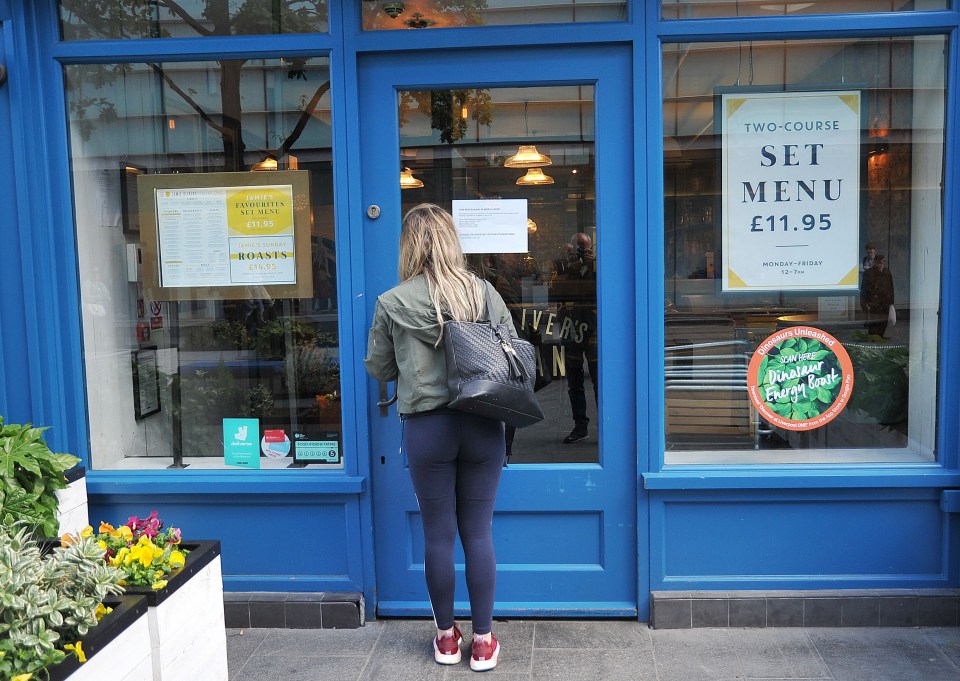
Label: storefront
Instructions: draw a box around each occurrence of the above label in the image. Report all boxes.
[1,1,958,623]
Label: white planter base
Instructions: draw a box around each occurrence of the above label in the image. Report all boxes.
[59,598,152,681]
[55,471,88,536]
[147,553,228,681]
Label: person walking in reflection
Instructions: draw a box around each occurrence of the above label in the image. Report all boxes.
[860,254,894,338]
[552,232,598,444]
[365,204,512,672]
[861,242,876,272]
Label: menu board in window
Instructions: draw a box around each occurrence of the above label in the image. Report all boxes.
[137,171,313,301]
[719,88,862,293]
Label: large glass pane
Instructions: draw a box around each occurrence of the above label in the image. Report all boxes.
[59,0,327,40]
[65,58,340,470]
[399,86,598,463]
[662,37,946,463]
[363,0,626,30]
[662,0,947,20]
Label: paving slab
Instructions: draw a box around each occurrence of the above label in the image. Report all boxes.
[226,620,960,681]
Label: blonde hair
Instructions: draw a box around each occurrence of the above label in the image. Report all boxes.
[399,203,483,339]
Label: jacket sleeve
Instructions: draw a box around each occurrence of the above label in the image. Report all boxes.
[485,280,519,338]
[364,300,399,381]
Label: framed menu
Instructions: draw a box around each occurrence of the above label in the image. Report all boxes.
[137,170,313,301]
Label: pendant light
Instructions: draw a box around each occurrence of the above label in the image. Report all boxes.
[400,167,424,189]
[504,102,552,168]
[505,145,552,168]
[516,167,554,186]
[251,156,278,171]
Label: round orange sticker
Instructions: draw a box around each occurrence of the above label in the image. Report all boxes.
[747,326,854,432]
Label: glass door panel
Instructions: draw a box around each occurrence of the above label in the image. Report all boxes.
[399,86,598,464]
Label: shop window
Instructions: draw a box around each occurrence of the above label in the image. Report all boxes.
[65,58,341,470]
[662,0,947,20]
[398,86,599,464]
[662,37,946,464]
[362,0,626,30]
[58,1,328,40]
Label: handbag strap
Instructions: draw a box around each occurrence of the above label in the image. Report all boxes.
[477,278,527,380]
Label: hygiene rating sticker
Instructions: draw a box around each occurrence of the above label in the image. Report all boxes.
[747,326,854,431]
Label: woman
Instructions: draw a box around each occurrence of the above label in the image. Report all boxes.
[365,203,515,672]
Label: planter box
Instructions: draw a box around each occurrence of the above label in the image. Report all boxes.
[123,540,228,681]
[47,594,152,681]
[56,466,89,536]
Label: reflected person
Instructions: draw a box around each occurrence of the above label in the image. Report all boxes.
[860,254,894,338]
[552,232,598,444]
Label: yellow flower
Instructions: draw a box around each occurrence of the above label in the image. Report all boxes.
[80,526,93,539]
[111,547,130,567]
[12,673,33,681]
[97,540,107,550]
[151,580,168,590]
[117,525,133,541]
[95,603,112,620]
[64,641,87,663]
[98,521,116,535]
[169,550,186,569]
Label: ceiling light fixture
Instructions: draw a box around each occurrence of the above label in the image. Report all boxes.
[251,157,278,171]
[504,145,552,168]
[516,167,554,186]
[400,167,424,189]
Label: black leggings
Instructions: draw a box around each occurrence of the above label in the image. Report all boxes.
[403,411,505,635]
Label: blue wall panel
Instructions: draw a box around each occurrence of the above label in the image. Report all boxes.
[90,496,363,592]
[409,511,604,567]
[652,489,951,589]
[0,21,34,424]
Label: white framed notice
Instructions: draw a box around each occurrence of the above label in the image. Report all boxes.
[452,199,528,254]
[720,89,861,292]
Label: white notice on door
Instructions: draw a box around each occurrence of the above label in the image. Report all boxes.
[452,199,528,254]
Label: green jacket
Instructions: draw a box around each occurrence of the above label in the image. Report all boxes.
[364,274,518,415]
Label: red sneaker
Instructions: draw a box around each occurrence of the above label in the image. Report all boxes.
[470,634,500,672]
[433,625,463,665]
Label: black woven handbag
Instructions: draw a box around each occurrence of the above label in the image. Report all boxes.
[443,283,544,428]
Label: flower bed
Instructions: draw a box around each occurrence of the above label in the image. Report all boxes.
[46,595,151,681]
[63,513,228,680]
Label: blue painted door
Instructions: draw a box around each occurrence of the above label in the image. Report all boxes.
[361,45,638,616]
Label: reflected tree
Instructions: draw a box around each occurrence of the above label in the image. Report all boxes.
[60,0,328,170]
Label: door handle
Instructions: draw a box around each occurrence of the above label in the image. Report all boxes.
[378,381,398,415]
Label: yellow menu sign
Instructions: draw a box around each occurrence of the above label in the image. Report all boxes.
[155,184,296,288]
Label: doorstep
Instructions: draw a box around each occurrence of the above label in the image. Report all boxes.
[651,589,960,629]
[224,592,364,629]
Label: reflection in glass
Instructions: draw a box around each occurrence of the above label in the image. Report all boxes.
[363,0,626,30]
[662,0,946,20]
[399,86,598,464]
[58,0,328,41]
[662,37,946,463]
[65,58,339,470]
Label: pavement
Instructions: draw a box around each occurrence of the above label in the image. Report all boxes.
[226,619,960,680]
